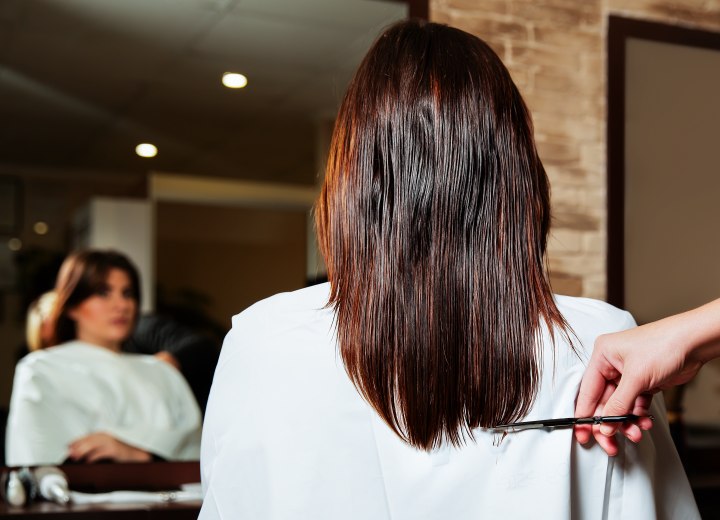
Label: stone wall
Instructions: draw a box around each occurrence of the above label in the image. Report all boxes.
[431,0,720,299]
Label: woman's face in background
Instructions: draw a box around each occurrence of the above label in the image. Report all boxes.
[68,268,137,351]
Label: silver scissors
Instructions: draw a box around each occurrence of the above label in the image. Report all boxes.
[493,414,654,432]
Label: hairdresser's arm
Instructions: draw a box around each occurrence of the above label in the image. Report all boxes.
[575,298,720,455]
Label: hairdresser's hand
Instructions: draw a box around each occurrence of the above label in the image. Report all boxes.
[574,311,712,455]
[577,380,653,456]
[67,433,152,463]
[154,351,181,371]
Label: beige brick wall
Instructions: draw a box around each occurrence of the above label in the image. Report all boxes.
[431,0,720,299]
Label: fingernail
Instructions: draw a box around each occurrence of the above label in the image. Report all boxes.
[600,424,614,436]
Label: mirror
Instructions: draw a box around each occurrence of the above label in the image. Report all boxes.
[0,0,411,466]
[607,16,720,449]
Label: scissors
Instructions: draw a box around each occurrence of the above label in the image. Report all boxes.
[493,414,654,432]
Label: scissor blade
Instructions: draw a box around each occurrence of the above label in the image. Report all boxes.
[493,417,577,431]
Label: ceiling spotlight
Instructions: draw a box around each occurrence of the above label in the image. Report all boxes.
[33,221,49,235]
[135,143,158,158]
[222,72,248,89]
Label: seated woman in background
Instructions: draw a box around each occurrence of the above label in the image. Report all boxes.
[200,20,698,519]
[6,250,201,465]
[21,291,218,415]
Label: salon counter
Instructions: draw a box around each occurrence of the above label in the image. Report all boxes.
[0,461,201,519]
[1,500,200,519]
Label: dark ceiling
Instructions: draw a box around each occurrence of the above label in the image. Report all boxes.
[0,0,408,185]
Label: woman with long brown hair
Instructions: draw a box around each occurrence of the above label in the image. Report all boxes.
[6,250,201,465]
[200,21,697,519]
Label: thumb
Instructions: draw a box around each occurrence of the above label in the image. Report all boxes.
[599,377,644,435]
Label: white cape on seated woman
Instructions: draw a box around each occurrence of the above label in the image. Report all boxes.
[200,284,697,519]
[6,340,201,466]
[199,20,699,520]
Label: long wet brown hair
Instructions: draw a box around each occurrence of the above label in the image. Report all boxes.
[315,20,572,450]
[46,249,141,348]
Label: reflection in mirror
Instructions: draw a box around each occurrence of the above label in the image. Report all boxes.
[0,0,409,466]
[6,250,203,466]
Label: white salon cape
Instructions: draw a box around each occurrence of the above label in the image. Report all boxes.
[200,283,699,519]
[6,341,202,465]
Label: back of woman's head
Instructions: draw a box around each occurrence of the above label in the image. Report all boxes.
[46,249,141,347]
[316,20,570,450]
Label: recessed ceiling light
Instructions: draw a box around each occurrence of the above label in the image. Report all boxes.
[135,143,158,158]
[8,238,22,251]
[222,72,248,89]
[33,221,49,235]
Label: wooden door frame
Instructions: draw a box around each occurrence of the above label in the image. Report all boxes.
[606,16,720,307]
